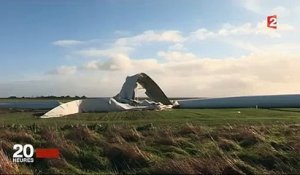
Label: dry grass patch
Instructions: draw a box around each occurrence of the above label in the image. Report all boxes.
[218,138,240,151]
[153,130,178,146]
[46,158,70,170]
[104,143,152,171]
[237,144,287,171]
[288,137,300,153]
[223,127,265,147]
[65,126,101,144]
[0,140,14,154]
[154,136,177,146]
[177,123,201,136]
[0,149,19,174]
[0,129,34,143]
[40,128,80,159]
[152,157,242,174]
[119,128,142,142]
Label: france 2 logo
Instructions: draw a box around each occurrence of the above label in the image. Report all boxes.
[267,15,277,29]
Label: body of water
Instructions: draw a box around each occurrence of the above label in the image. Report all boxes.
[0,100,60,109]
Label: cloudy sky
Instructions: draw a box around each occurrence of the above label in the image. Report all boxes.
[0,0,300,97]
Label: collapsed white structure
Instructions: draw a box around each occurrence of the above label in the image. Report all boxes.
[41,73,174,118]
[41,72,300,118]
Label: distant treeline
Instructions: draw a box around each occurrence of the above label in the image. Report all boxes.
[5,96,87,99]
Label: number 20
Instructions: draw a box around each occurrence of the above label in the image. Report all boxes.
[13,144,34,158]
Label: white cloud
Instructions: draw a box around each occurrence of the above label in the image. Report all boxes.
[271,6,291,17]
[47,66,77,75]
[239,0,263,14]
[158,51,198,62]
[115,30,185,46]
[114,30,131,36]
[219,23,255,36]
[81,53,161,73]
[4,20,299,98]
[190,28,215,40]
[225,39,300,55]
[52,40,83,47]
[81,54,131,71]
[39,23,299,98]
[238,0,300,18]
[40,43,300,98]
[76,47,133,58]
[157,49,300,97]
[4,46,300,97]
[168,43,187,51]
[190,21,294,40]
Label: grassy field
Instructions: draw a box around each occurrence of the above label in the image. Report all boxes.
[1,108,300,174]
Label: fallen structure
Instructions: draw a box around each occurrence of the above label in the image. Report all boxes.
[40,72,300,118]
[41,73,174,118]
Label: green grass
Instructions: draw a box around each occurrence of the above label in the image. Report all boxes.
[0,108,300,174]
[1,108,300,126]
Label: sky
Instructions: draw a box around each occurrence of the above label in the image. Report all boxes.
[0,0,300,97]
